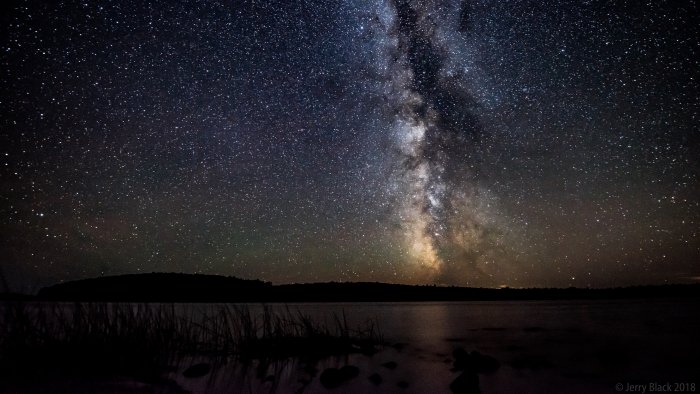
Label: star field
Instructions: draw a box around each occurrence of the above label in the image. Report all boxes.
[1,0,698,290]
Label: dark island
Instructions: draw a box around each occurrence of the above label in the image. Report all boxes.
[31,273,700,302]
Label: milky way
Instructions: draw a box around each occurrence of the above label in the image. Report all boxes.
[375,0,505,282]
[1,0,698,290]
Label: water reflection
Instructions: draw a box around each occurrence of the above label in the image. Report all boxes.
[1,299,698,393]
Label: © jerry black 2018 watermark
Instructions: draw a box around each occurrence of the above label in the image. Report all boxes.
[616,382,696,392]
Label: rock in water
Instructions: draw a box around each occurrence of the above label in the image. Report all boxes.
[470,351,500,374]
[368,373,382,385]
[183,363,211,378]
[381,361,398,370]
[339,365,359,380]
[320,365,360,389]
[450,370,480,394]
[320,368,342,388]
[320,368,343,388]
[452,348,470,370]
[452,348,500,374]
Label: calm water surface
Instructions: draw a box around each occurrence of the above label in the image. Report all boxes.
[4,299,698,393]
[174,299,699,393]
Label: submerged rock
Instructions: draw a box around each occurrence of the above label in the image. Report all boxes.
[381,361,398,370]
[452,348,499,374]
[183,363,211,378]
[319,365,360,389]
[452,348,470,370]
[470,351,500,374]
[368,373,382,385]
[339,365,360,379]
[319,369,343,389]
[450,370,480,394]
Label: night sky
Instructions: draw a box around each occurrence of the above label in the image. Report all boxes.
[1,0,698,291]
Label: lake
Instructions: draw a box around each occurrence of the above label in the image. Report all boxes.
[174,299,699,393]
[2,298,698,393]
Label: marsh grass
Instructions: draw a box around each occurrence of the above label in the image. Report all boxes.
[0,302,382,383]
